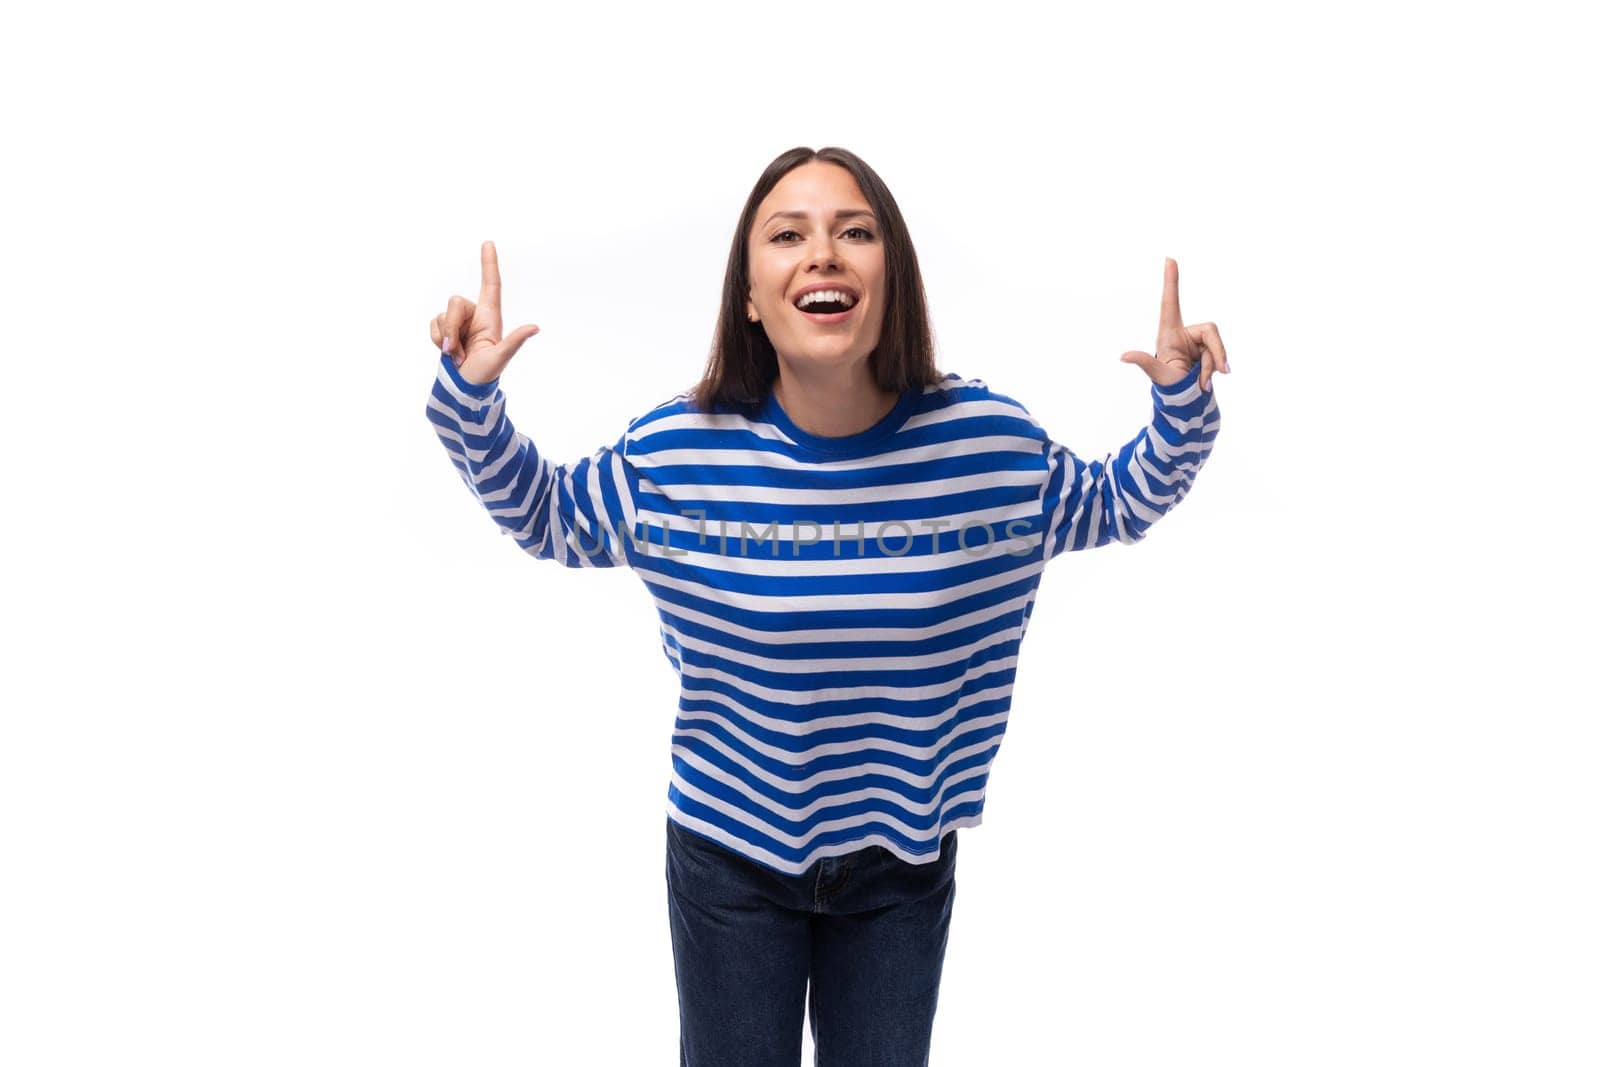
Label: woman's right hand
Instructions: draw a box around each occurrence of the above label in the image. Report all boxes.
[428,240,541,387]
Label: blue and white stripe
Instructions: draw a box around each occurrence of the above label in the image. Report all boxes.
[426,352,1219,875]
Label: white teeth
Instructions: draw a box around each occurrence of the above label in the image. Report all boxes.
[796,289,857,310]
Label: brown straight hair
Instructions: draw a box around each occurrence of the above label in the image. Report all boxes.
[687,146,943,414]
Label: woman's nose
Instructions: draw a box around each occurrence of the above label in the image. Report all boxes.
[803,237,842,270]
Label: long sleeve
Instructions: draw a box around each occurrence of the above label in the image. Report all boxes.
[423,352,638,568]
[1038,361,1220,561]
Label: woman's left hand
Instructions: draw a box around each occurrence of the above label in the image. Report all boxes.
[1119,257,1230,392]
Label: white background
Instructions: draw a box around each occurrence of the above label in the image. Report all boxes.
[3,1,1595,1064]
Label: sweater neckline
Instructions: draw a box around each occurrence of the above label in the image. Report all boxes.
[759,384,919,457]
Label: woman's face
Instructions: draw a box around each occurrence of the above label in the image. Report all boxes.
[746,161,887,380]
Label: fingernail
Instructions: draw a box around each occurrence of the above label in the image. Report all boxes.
[443,337,451,353]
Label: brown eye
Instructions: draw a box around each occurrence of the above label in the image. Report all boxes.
[772,227,873,243]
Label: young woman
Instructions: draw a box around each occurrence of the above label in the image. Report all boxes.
[424,146,1226,1066]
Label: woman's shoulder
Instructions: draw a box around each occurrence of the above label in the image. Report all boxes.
[620,388,769,452]
[926,370,1035,418]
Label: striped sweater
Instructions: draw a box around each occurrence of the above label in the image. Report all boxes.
[425,352,1220,875]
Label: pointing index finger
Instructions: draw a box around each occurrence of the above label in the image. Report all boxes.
[479,240,503,336]
[1160,256,1182,335]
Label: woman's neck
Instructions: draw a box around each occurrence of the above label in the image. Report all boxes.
[771,363,900,439]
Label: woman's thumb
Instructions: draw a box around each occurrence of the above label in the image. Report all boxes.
[499,324,542,361]
[1120,349,1157,376]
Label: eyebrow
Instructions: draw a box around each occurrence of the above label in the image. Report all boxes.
[762,209,878,226]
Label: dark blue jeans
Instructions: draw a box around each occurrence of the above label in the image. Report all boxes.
[665,816,958,1066]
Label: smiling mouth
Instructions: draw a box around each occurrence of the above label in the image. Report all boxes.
[792,290,859,324]
[795,303,856,323]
